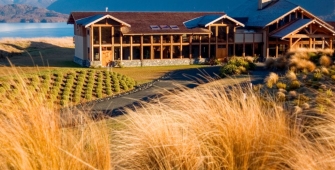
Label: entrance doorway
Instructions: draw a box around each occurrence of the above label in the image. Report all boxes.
[102,47,112,66]
[216,45,227,60]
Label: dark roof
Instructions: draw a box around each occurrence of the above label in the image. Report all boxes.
[271,19,312,38]
[271,19,335,39]
[68,12,227,34]
[228,0,298,27]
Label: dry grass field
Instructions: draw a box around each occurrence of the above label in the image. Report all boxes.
[3,37,335,169]
[0,37,75,67]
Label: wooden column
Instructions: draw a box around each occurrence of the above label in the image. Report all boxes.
[180,35,183,58]
[111,27,114,61]
[309,38,312,48]
[140,35,143,60]
[208,34,210,59]
[252,33,255,56]
[330,38,333,49]
[120,36,123,61]
[130,36,133,60]
[199,35,202,58]
[226,26,229,59]
[322,37,325,49]
[233,27,236,56]
[160,35,163,59]
[289,36,292,48]
[170,35,173,59]
[243,33,245,57]
[275,39,279,57]
[90,25,94,62]
[99,26,102,62]
[150,36,154,59]
[189,35,192,58]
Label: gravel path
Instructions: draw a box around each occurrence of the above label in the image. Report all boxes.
[84,63,270,116]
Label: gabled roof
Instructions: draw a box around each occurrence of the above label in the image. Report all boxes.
[228,0,333,29]
[271,19,335,39]
[229,0,298,27]
[68,12,229,34]
[184,14,245,29]
[76,14,131,28]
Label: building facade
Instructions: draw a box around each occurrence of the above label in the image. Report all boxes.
[67,0,335,67]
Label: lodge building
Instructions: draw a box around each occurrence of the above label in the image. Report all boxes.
[67,0,335,67]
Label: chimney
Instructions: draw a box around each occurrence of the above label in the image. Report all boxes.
[258,0,272,10]
[106,7,108,12]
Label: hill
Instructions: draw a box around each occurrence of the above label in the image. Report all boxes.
[0,4,68,22]
[0,0,55,8]
[47,0,335,21]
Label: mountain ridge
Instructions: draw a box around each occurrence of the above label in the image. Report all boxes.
[0,4,68,23]
[47,0,335,21]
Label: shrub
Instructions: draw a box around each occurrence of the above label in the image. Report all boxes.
[220,64,240,77]
[120,80,129,91]
[320,55,332,67]
[289,80,300,90]
[331,75,335,81]
[313,72,322,81]
[286,71,297,81]
[276,91,286,101]
[265,57,275,69]
[276,82,287,89]
[264,72,279,88]
[321,67,329,75]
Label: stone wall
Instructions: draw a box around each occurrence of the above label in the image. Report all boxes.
[74,57,209,67]
[120,58,209,67]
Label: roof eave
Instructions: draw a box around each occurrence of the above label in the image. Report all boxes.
[204,14,245,27]
[83,14,131,28]
[264,6,300,28]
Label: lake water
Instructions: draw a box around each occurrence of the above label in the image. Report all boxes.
[0,23,73,38]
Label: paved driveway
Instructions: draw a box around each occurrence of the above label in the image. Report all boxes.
[87,64,270,116]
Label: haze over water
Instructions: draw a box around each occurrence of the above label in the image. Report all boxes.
[0,23,73,38]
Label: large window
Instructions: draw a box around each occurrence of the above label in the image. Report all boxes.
[133,46,141,60]
[93,27,99,45]
[202,45,209,58]
[122,47,130,60]
[172,46,181,58]
[114,27,121,44]
[143,46,151,59]
[218,26,227,42]
[228,27,234,42]
[93,47,100,61]
[201,35,209,43]
[153,46,161,59]
[153,35,161,44]
[173,35,180,43]
[163,46,171,59]
[182,45,190,58]
[163,35,171,43]
[143,35,151,44]
[133,35,141,44]
[192,45,200,58]
[182,34,189,43]
[101,27,111,44]
[123,36,130,44]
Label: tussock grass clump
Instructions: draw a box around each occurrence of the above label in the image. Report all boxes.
[320,55,332,67]
[264,72,279,88]
[0,68,111,170]
[112,82,335,169]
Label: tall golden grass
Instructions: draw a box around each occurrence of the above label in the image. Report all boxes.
[112,81,335,169]
[0,67,111,170]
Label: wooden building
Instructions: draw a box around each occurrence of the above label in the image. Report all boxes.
[67,0,335,67]
[230,0,335,58]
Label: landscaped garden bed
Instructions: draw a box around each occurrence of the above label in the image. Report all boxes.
[0,69,136,106]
